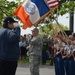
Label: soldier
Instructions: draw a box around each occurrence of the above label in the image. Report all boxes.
[19,36,27,62]
[27,27,42,75]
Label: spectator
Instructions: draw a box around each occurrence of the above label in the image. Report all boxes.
[19,36,27,62]
[42,35,49,65]
[49,37,54,65]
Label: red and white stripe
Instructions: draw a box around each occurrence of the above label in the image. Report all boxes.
[45,0,58,9]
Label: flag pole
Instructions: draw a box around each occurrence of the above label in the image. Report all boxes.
[33,11,51,27]
[50,11,74,56]
[51,24,58,36]
[51,12,68,37]
[50,11,71,46]
[21,0,25,5]
[56,6,59,21]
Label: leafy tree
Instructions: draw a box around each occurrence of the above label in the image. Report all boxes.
[59,1,75,15]
[59,1,75,32]
[39,22,68,36]
[0,0,21,27]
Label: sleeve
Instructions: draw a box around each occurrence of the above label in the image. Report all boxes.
[14,26,21,38]
[8,26,21,43]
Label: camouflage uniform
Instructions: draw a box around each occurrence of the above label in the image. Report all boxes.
[28,35,42,75]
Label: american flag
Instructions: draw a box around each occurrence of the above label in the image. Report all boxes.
[45,0,58,9]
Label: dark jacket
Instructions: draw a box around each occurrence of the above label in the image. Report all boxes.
[0,26,21,61]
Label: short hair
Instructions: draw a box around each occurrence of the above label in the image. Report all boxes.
[58,31,62,35]
[72,33,75,37]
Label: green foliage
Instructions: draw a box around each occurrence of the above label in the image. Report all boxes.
[0,0,21,27]
[39,23,69,36]
[59,1,75,15]
[18,56,50,65]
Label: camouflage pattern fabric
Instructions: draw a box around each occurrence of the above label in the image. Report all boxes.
[28,35,42,75]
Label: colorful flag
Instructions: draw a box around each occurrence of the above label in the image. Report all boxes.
[45,0,58,9]
[14,0,50,29]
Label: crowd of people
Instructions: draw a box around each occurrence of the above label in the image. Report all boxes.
[53,31,75,75]
[19,28,54,75]
[19,31,54,65]
[19,30,75,75]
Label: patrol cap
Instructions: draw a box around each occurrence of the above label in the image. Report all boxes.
[31,27,39,32]
[3,16,17,23]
